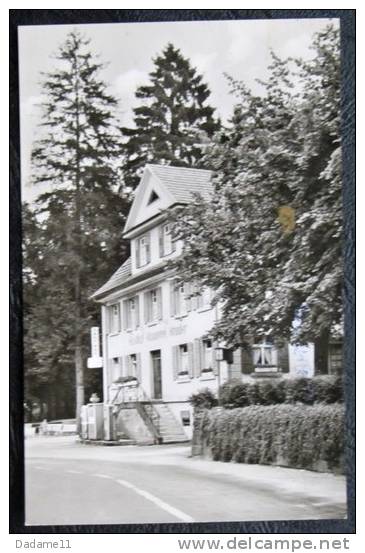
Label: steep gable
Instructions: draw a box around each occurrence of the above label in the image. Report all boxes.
[123,164,213,235]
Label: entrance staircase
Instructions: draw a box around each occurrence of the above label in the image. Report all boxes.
[111,383,189,444]
[152,403,189,444]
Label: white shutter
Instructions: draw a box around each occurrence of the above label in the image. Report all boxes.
[146,234,151,263]
[193,339,202,377]
[144,292,150,324]
[170,281,176,316]
[159,225,164,257]
[157,287,163,320]
[136,353,142,383]
[188,342,194,378]
[135,296,140,328]
[172,345,179,380]
[135,239,140,268]
[122,300,128,330]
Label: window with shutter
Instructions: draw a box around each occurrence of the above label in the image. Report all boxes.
[178,344,189,377]
[137,233,150,267]
[202,339,213,371]
[109,304,120,333]
[144,288,162,323]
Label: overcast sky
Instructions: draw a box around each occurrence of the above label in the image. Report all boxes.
[18,17,338,202]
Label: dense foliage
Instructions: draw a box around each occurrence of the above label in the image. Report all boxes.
[171,25,342,373]
[121,43,220,188]
[189,388,218,410]
[193,403,345,472]
[24,31,130,420]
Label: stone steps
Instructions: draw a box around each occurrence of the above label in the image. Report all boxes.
[152,403,189,444]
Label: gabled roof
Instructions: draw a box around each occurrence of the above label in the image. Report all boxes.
[148,164,212,203]
[123,164,213,235]
[91,164,213,301]
[91,257,132,299]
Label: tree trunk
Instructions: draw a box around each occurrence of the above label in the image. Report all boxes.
[314,330,330,375]
[75,338,84,432]
[73,56,85,435]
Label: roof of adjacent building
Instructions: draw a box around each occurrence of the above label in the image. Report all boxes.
[147,164,212,202]
[91,164,213,300]
[91,257,132,299]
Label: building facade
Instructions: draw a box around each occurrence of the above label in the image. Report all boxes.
[91,164,341,443]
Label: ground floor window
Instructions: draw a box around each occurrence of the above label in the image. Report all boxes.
[178,344,189,376]
[252,342,276,369]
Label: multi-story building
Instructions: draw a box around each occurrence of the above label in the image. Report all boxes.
[91,164,342,444]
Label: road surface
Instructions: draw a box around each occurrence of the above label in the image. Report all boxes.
[25,436,347,526]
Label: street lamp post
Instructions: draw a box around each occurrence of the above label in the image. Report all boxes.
[214,346,224,402]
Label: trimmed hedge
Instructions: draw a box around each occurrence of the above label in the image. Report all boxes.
[218,375,343,408]
[192,403,345,473]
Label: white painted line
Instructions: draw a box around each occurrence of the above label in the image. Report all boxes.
[93,473,113,479]
[66,469,83,474]
[116,478,194,523]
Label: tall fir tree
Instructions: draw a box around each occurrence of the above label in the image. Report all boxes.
[170,25,341,373]
[28,30,129,423]
[122,43,220,188]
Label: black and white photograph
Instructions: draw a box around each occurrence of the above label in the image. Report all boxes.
[12,11,354,531]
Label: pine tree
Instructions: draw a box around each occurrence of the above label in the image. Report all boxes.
[28,30,129,425]
[171,25,342,373]
[122,43,220,188]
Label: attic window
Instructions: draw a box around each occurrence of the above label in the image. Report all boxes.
[147,190,160,205]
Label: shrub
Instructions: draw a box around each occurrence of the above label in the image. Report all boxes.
[189,388,218,410]
[218,375,343,408]
[219,379,250,408]
[193,403,345,473]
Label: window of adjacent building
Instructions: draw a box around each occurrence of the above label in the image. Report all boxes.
[136,233,150,268]
[252,342,275,367]
[202,338,213,370]
[123,296,140,330]
[109,303,120,333]
[159,223,175,257]
[144,287,162,323]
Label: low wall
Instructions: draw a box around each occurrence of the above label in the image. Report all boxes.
[115,406,155,445]
[192,404,345,474]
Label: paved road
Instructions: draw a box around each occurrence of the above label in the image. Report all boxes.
[25,436,347,526]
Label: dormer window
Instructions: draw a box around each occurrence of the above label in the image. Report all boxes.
[159,223,175,257]
[136,233,150,268]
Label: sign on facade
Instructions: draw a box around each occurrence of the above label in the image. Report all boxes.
[87,326,103,369]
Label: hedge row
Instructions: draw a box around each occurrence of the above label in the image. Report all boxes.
[190,376,343,410]
[192,404,345,473]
